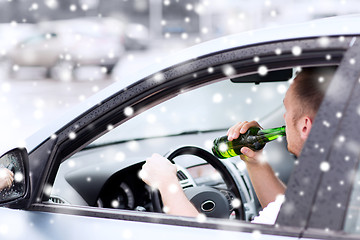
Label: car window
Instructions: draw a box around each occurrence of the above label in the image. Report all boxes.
[49,77,292,219]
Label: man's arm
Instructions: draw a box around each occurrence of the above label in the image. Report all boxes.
[228,121,286,208]
[141,153,199,217]
[243,156,286,208]
[0,168,14,191]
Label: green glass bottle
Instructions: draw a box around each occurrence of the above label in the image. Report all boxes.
[212,126,286,159]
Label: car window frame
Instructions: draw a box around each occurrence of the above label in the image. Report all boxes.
[277,37,360,239]
[24,36,358,237]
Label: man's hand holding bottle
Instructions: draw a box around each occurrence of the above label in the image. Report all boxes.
[226,120,264,164]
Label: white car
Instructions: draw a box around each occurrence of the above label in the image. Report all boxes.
[1,14,360,240]
[7,17,124,81]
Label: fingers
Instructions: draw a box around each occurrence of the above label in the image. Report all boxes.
[0,168,14,189]
[140,153,177,189]
[5,169,14,188]
[227,121,262,141]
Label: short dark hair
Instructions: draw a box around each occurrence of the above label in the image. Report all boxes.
[292,66,336,119]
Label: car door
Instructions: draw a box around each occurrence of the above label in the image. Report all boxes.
[277,37,360,239]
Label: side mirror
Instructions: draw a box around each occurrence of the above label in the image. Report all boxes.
[0,148,29,204]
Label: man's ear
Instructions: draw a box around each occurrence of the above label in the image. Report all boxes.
[298,116,313,140]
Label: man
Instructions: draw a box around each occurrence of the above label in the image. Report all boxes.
[141,67,334,223]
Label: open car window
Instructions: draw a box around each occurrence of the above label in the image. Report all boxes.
[49,76,293,218]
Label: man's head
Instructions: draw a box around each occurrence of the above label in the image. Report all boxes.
[283,67,335,157]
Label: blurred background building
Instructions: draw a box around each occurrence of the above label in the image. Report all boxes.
[0,0,359,151]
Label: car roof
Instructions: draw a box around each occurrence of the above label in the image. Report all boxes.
[25,14,360,152]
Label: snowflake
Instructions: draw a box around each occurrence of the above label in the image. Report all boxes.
[320,161,330,172]
[292,46,302,56]
[277,84,287,94]
[231,198,241,208]
[81,4,89,11]
[29,3,39,11]
[127,141,139,152]
[258,65,268,76]
[186,3,193,11]
[12,64,19,72]
[67,160,76,168]
[43,184,53,196]
[68,131,76,140]
[45,0,59,9]
[146,114,157,124]
[69,4,77,11]
[115,152,126,162]
[338,135,346,143]
[153,72,165,82]
[124,107,134,116]
[218,143,228,152]
[318,37,330,48]
[201,27,209,34]
[181,32,188,39]
[196,213,207,223]
[252,230,262,239]
[222,64,236,77]
[168,183,179,193]
[111,199,119,208]
[323,121,330,127]
[212,93,223,103]
[162,206,170,213]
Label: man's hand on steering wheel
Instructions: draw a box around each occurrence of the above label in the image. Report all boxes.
[141,153,178,191]
[140,153,199,217]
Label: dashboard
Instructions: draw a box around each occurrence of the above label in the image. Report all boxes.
[95,162,153,211]
[50,145,258,221]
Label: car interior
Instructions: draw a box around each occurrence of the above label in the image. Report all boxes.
[48,67,297,222]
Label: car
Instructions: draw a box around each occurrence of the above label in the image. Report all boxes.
[6,17,125,81]
[1,14,360,240]
[123,23,150,50]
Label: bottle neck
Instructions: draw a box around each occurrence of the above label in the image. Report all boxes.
[257,126,286,142]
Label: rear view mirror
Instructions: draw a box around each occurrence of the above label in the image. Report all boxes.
[0,148,29,204]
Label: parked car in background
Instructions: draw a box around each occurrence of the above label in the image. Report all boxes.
[123,23,150,50]
[1,15,360,240]
[6,17,125,81]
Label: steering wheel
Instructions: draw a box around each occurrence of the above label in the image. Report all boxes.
[151,146,246,220]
